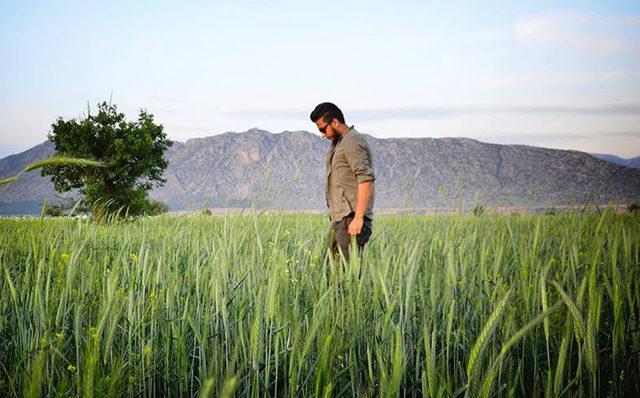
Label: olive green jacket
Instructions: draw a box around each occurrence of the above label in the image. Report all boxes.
[325,126,375,222]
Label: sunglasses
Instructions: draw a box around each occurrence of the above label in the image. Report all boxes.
[318,121,331,134]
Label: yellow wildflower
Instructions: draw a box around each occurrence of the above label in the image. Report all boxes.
[67,364,76,373]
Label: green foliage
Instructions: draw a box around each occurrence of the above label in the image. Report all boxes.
[1,212,639,396]
[472,205,485,216]
[44,203,64,217]
[42,197,89,217]
[145,199,169,216]
[41,102,172,218]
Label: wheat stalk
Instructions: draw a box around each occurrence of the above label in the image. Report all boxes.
[553,281,585,341]
[23,155,104,172]
[466,288,512,396]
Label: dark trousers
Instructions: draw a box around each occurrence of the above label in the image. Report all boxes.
[328,213,372,261]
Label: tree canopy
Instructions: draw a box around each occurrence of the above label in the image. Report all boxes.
[42,102,172,217]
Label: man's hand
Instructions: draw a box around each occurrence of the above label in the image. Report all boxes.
[348,216,364,236]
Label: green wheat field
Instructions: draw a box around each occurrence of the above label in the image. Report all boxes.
[1,210,639,397]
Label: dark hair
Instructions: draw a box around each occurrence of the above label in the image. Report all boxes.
[310,102,345,124]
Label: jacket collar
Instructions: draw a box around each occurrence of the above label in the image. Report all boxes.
[332,125,355,146]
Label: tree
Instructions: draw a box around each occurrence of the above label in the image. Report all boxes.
[41,102,172,217]
[147,199,170,216]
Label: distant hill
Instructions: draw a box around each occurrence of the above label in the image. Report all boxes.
[2,129,640,214]
[592,153,640,169]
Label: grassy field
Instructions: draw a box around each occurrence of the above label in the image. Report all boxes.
[0,211,639,397]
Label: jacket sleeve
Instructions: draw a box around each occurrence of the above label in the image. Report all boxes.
[343,135,375,183]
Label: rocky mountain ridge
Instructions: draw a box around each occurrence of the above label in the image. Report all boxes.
[592,153,640,169]
[1,128,639,214]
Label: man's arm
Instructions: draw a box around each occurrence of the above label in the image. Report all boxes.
[342,134,375,236]
[348,180,373,236]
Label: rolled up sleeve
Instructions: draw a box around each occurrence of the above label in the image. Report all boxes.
[344,136,375,183]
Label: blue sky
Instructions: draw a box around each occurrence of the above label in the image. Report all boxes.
[1,0,639,158]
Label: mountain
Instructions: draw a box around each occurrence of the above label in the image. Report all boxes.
[592,153,640,169]
[2,128,640,214]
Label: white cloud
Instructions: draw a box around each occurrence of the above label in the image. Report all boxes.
[620,15,640,27]
[514,13,565,43]
[478,69,639,89]
[513,11,629,57]
[225,103,640,122]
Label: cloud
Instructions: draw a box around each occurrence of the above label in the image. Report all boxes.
[360,104,640,120]
[222,108,307,119]
[513,11,631,57]
[482,130,640,143]
[601,131,640,138]
[224,104,640,122]
[479,69,639,89]
[164,124,222,136]
[621,15,640,27]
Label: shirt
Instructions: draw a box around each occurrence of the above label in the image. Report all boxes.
[325,126,375,222]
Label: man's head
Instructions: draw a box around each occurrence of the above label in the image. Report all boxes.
[310,102,347,140]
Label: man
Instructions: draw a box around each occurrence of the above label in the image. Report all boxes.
[310,102,375,261]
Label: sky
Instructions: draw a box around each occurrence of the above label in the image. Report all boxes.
[1,0,639,158]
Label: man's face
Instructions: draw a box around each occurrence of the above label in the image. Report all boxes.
[315,118,336,140]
